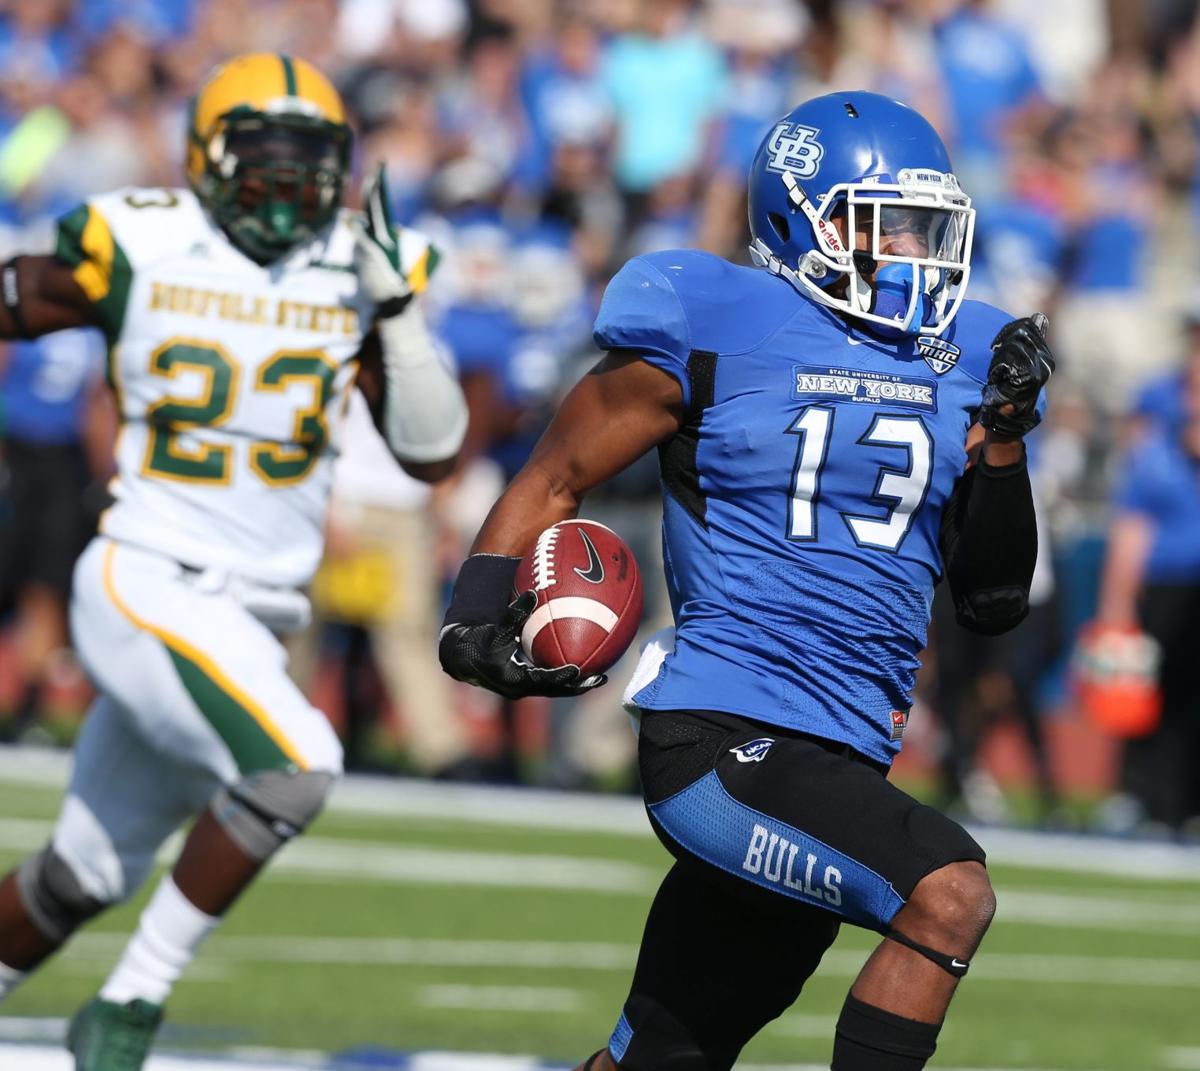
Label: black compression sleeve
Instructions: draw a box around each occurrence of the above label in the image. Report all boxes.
[442,554,521,628]
[939,450,1037,636]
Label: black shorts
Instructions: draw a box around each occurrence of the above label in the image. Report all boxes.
[606,708,986,1070]
[0,438,92,598]
[638,708,985,930]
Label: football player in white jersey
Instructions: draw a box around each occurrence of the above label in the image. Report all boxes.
[0,53,467,1070]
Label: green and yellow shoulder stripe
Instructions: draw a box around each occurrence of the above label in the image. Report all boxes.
[55,201,133,345]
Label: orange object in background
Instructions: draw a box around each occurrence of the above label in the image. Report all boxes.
[1072,622,1163,738]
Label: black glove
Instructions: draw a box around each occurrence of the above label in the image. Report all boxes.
[979,313,1054,439]
[439,590,607,700]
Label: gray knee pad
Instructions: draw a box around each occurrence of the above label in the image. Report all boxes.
[16,847,108,943]
[210,769,334,862]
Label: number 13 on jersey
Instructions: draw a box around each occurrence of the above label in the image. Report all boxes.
[787,407,933,553]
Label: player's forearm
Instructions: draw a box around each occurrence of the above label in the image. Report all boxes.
[443,463,582,630]
[1095,513,1151,626]
[943,446,1037,634]
[0,259,33,339]
[0,256,97,338]
[980,430,1024,467]
[471,461,583,557]
[377,306,468,466]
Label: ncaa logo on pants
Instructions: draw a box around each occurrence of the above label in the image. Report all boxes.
[729,738,775,763]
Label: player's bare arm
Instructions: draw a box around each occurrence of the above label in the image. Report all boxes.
[0,255,99,338]
[438,352,682,699]
[474,350,684,556]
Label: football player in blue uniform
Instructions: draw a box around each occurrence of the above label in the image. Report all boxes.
[440,92,1052,1071]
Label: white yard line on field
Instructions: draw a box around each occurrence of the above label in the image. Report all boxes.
[3,818,1200,930]
[276,838,658,894]
[2,746,1200,880]
[764,1013,838,1038]
[56,933,1200,988]
[0,1046,1127,1071]
[0,1045,324,1070]
[0,818,659,897]
[417,984,585,1012]
[1164,1049,1200,1069]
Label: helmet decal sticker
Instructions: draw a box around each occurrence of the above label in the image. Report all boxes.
[764,122,824,179]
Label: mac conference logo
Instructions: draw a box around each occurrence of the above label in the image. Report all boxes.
[916,337,961,376]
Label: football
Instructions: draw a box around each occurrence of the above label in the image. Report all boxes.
[514,519,643,677]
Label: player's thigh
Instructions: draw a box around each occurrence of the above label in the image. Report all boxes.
[52,695,217,903]
[638,708,985,934]
[612,860,839,1070]
[71,537,342,779]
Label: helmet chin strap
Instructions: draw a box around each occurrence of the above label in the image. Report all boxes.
[863,263,932,339]
[749,238,954,338]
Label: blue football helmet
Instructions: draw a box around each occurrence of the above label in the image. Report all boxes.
[748,91,974,338]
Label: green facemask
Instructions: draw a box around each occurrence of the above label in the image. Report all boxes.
[196,111,351,264]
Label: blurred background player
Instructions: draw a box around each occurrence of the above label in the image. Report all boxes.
[296,389,477,777]
[0,52,466,1071]
[440,92,1052,1071]
[1088,338,1200,834]
[0,326,108,742]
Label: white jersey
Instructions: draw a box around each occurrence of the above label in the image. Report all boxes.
[56,187,437,586]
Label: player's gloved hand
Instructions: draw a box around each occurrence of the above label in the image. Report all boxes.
[439,591,607,700]
[350,162,414,318]
[979,313,1054,439]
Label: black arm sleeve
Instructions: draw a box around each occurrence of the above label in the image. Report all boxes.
[939,450,1037,636]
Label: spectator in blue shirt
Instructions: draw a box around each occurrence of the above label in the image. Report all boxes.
[1049,93,1167,418]
[520,10,613,196]
[0,326,107,739]
[1129,303,1200,440]
[933,0,1046,206]
[600,0,727,198]
[1094,366,1200,830]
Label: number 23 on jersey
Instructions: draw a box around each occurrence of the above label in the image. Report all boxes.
[140,337,340,486]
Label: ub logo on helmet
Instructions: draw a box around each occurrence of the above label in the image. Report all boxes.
[764,122,824,179]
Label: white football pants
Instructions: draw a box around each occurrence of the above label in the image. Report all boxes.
[50,536,342,906]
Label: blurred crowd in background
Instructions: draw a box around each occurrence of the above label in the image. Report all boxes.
[2,0,1200,836]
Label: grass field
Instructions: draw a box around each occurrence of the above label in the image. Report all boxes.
[0,754,1198,1071]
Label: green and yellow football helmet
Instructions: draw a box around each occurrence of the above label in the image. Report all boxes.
[187,53,352,264]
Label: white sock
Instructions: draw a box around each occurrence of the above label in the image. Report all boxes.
[99,877,219,1006]
[0,960,26,1000]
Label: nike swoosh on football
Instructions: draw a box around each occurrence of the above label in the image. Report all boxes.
[573,529,605,584]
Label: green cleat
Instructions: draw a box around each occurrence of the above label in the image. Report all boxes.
[66,997,164,1071]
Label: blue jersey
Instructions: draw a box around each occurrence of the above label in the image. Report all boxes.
[1113,430,1200,584]
[595,250,1014,764]
[0,328,105,445]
